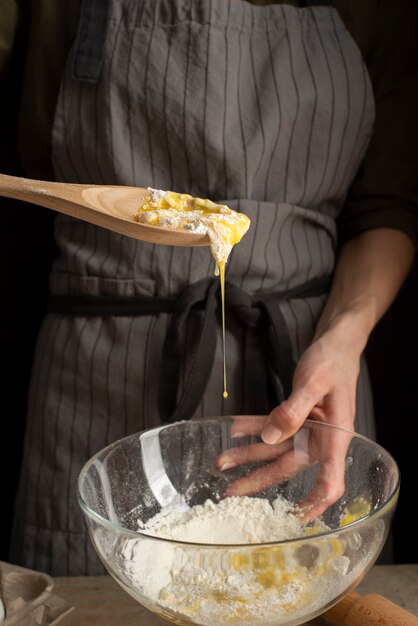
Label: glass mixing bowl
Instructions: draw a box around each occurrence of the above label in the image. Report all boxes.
[77,417,399,626]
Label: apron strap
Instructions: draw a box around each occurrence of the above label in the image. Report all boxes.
[73,0,110,82]
[48,293,176,316]
[158,278,220,422]
[48,274,331,422]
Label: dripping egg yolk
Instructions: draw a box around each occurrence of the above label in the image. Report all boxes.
[135,188,251,400]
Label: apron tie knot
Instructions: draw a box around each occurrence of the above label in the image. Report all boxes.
[224,284,263,328]
[158,277,310,422]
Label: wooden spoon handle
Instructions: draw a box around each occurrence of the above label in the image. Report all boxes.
[0,173,210,247]
[0,173,98,214]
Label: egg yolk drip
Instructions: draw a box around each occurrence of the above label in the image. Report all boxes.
[135,188,251,399]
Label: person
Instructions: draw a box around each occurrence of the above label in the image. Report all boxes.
[1,0,417,576]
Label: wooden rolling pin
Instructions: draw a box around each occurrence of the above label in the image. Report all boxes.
[325,590,418,625]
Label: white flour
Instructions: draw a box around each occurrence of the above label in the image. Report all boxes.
[138,496,307,544]
[115,496,381,626]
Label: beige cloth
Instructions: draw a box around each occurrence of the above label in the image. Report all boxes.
[0,561,73,625]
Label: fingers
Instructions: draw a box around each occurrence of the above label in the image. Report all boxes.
[229,415,268,438]
[223,464,285,497]
[261,389,322,445]
[297,424,352,522]
[216,439,293,470]
[223,446,311,498]
[296,459,346,522]
[222,415,353,523]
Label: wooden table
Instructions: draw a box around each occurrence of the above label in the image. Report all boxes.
[53,564,418,625]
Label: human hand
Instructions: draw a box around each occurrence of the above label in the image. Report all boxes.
[217,328,361,519]
[217,228,415,520]
[216,414,353,521]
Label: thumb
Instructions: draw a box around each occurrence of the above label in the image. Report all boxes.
[261,390,322,444]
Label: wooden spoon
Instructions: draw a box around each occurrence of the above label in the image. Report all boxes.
[0,173,210,247]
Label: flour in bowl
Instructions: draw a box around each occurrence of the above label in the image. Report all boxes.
[114,495,382,626]
[138,495,307,544]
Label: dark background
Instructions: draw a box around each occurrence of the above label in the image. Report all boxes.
[366,261,418,564]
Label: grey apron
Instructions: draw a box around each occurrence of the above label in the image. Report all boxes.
[11,0,376,576]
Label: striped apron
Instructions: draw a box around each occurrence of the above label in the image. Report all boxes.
[11,0,376,576]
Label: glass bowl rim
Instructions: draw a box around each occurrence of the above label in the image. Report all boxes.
[76,416,400,548]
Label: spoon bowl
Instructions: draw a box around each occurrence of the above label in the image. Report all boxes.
[0,173,210,247]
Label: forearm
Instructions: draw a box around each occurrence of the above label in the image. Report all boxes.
[261,228,414,445]
[314,228,415,352]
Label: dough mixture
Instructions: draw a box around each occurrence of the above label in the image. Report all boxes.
[116,495,381,626]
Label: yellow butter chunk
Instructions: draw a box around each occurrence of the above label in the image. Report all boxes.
[135,188,251,400]
[135,188,251,267]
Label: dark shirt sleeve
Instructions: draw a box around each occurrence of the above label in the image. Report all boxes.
[0,0,24,173]
[0,0,21,81]
[337,0,418,251]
